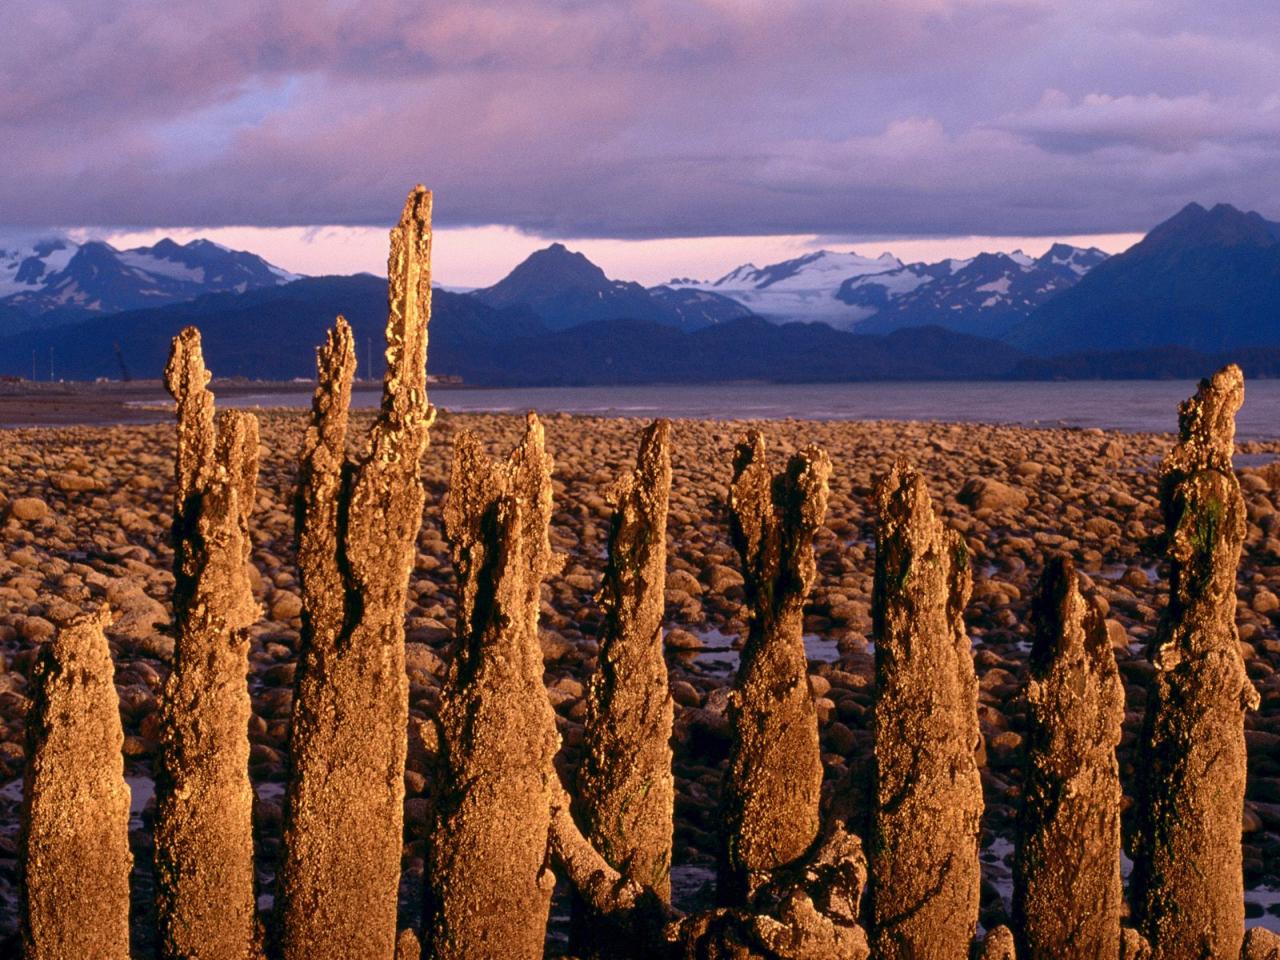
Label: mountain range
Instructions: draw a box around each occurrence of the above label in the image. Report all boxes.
[666,243,1109,337]
[3,201,1280,384]
[0,235,298,328]
[0,275,1024,384]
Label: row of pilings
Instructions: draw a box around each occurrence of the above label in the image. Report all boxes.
[12,187,1280,960]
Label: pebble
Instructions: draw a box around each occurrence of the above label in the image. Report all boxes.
[6,497,49,522]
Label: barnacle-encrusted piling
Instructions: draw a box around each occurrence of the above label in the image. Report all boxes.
[667,826,870,959]
[19,606,132,960]
[719,430,830,904]
[576,419,675,903]
[1133,364,1259,960]
[870,462,982,960]
[154,327,261,960]
[1014,555,1124,959]
[278,186,434,960]
[425,414,562,959]
[1243,928,1280,959]
[976,926,1017,960]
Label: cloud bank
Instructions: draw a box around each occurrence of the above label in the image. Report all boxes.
[3,0,1278,238]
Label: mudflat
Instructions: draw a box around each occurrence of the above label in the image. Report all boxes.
[0,380,391,428]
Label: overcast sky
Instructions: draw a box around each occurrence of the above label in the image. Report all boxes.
[4,1,1278,284]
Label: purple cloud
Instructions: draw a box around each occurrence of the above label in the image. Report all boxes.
[1,0,1278,237]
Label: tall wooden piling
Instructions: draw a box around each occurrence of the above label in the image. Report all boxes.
[869,462,982,960]
[154,327,261,960]
[1014,555,1124,959]
[1133,364,1259,959]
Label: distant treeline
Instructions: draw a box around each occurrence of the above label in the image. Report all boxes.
[4,273,1280,385]
[1010,346,1280,380]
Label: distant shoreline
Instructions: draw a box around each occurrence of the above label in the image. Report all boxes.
[0,378,471,428]
[9,379,1280,445]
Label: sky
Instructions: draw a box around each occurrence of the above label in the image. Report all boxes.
[4,0,1278,286]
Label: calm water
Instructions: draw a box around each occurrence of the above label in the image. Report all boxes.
[219,380,1280,440]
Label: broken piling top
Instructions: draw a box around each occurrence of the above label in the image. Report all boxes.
[597,417,672,618]
[1163,363,1243,478]
[506,412,557,623]
[164,326,217,506]
[1029,554,1094,670]
[21,605,132,960]
[345,185,435,608]
[296,316,358,640]
[1027,554,1124,739]
[309,316,358,458]
[1025,553,1124,767]
[444,412,555,637]
[374,183,434,440]
[872,460,972,634]
[729,429,832,610]
[162,325,260,633]
[1154,363,1253,671]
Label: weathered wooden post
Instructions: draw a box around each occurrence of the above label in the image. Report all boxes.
[19,606,132,960]
[278,186,434,960]
[576,418,675,900]
[1133,364,1259,959]
[1014,555,1124,959]
[154,326,262,960]
[425,414,562,960]
[719,430,830,905]
[869,462,982,959]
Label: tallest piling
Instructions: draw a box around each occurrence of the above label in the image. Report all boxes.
[278,186,434,960]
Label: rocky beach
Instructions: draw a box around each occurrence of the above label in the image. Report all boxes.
[3,404,1280,953]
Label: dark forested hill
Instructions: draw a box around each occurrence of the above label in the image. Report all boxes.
[0,276,1026,385]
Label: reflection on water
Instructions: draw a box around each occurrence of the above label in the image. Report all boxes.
[673,626,843,678]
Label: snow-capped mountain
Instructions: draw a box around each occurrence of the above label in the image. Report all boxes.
[669,244,1107,334]
[854,244,1110,339]
[646,285,755,327]
[0,235,300,323]
[670,250,906,328]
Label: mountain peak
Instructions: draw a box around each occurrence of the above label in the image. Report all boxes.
[1013,200,1280,356]
[477,244,611,310]
[1143,201,1278,252]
